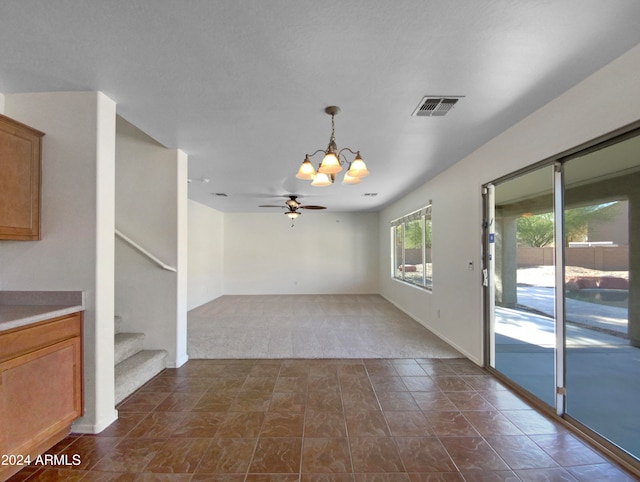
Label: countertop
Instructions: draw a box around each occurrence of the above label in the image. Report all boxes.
[0,291,85,332]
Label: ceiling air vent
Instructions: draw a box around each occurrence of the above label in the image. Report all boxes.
[412,96,463,117]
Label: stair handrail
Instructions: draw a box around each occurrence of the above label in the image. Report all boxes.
[115,228,177,272]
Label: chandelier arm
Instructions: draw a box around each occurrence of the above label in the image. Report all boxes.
[307,149,327,159]
[338,147,359,156]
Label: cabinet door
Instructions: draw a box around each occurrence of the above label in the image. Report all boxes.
[0,114,44,240]
[0,337,81,456]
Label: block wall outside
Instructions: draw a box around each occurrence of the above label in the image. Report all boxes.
[517,246,628,270]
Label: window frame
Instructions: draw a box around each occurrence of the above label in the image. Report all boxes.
[390,203,432,290]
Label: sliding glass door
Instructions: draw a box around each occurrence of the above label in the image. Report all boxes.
[487,165,557,407]
[563,134,640,459]
[485,129,640,461]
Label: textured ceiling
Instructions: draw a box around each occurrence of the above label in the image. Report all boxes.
[1,0,639,212]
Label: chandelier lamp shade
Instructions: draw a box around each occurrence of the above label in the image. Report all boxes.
[296,106,369,186]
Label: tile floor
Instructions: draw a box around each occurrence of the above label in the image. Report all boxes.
[9,358,637,481]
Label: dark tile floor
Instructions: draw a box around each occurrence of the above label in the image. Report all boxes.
[9,358,638,481]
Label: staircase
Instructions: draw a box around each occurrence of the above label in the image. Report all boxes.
[114,315,167,404]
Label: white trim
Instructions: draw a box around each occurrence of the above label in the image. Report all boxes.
[71,409,118,434]
[486,183,496,366]
[553,162,566,416]
[167,354,189,369]
[380,294,480,365]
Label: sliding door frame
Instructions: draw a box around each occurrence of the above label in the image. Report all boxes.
[552,161,565,416]
[482,120,640,476]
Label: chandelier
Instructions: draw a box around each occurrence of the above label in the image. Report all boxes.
[295,106,369,186]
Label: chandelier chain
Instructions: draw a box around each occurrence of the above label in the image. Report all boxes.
[330,113,335,142]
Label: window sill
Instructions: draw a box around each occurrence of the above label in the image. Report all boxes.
[392,277,432,293]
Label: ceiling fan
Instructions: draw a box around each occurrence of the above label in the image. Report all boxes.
[259,195,326,225]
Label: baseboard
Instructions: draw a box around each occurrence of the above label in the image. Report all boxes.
[167,354,189,368]
[188,293,224,312]
[379,293,482,365]
[71,409,118,435]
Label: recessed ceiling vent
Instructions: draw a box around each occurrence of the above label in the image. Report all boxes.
[412,96,464,117]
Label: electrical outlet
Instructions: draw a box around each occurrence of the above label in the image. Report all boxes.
[467,261,474,271]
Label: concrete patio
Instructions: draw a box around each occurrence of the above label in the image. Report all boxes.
[495,287,639,460]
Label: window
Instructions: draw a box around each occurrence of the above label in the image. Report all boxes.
[391,204,432,289]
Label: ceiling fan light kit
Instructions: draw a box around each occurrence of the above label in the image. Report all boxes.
[259,195,327,227]
[296,106,369,186]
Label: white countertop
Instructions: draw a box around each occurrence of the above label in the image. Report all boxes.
[0,291,84,332]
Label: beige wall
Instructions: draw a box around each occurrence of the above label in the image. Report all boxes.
[1,91,118,433]
[188,200,224,310]
[115,116,188,367]
[379,44,640,364]
[223,212,379,295]
[588,201,629,245]
[519,246,628,270]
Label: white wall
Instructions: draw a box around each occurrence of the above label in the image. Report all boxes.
[115,117,188,367]
[380,44,640,365]
[0,91,117,433]
[224,212,379,295]
[188,200,224,310]
[175,150,188,365]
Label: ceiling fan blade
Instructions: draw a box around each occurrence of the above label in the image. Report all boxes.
[258,205,285,208]
[299,205,327,210]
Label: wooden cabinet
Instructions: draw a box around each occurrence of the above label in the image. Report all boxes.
[0,114,44,240]
[0,313,82,480]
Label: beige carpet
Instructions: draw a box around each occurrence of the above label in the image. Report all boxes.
[188,294,462,359]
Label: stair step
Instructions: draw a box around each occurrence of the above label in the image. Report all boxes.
[114,332,145,365]
[115,350,167,404]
